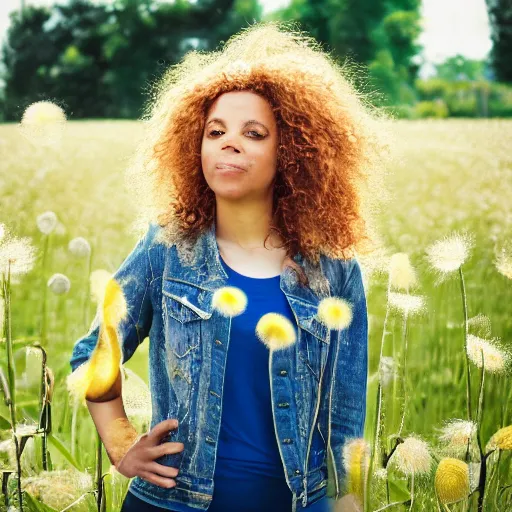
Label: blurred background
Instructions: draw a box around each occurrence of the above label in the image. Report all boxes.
[0,0,510,121]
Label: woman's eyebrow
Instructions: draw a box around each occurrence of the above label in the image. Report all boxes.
[206,118,268,130]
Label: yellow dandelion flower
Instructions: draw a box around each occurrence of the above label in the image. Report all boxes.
[466,334,508,374]
[256,313,296,351]
[486,425,512,452]
[435,458,469,504]
[342,438,369,504]
[317,297,353,330]
[212,286,247,317]
[389,253,417,291]
[68,278,127,402]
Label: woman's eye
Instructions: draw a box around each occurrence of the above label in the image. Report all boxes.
[208,130,264,138]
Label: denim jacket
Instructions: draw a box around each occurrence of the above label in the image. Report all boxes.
[70,221,368,512]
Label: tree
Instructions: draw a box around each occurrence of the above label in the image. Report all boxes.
[485,0,512,82]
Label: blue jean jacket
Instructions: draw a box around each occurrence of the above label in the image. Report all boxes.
[70,221,368,512]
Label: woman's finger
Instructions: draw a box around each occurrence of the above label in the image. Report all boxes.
[139,470,177,489]
[147,441,185,460]
[145,461,179,478]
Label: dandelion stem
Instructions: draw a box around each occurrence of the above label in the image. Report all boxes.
[40,234,50,346]
[409,472,415,512]
[458,266,472,423]
[2,266,24,510]
[398,310,410,437]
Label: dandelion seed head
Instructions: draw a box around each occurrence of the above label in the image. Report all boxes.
[494,243,512,280]
[391,436,432,475]
[47,273,71,295]
[12,423,40,438]
[90,269,113,304]
[435,458,469,504]
[122,367,152,428]
[68,237,91,258]
[486,425,512,451]
[389,253,417,291]
[0,236,37,276]
[20,101,67,147]
[466,334,507,373]
[425,232,473,274]
[317,297,353,330]
[467,314,492,338]
[256,313,296,351]
[212,286,247,317]
[374,468,388,480]
[438,419,477,456]
[36,211,58,235]
[379,356,396,387]
[388,292,425,316]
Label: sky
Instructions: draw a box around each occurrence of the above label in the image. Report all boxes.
[0,0,493,78]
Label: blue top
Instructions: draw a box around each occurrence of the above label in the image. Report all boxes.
[127,254,329,512]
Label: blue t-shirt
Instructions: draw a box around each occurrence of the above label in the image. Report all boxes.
[126,255,330,512]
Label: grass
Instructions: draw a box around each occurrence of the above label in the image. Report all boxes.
[0,118,511,511]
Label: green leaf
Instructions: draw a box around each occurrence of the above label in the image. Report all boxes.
[47,433,82,471]
[0,414,11,429]
[24,490,59,512]
[388,477,411,503]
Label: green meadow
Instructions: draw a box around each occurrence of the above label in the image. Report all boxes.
[0,119,511,511]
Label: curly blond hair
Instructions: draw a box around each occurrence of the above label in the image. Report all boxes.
[127,21,391,265]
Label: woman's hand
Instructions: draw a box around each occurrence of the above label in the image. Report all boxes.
[114,418,184,488]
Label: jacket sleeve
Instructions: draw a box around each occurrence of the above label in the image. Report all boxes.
[69,224,158,373]
[323,257,368,499]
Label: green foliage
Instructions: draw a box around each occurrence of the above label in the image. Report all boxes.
[485,0,512,83]
[414,100,449,119]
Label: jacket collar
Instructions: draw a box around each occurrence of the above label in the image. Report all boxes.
[164,221,330,341]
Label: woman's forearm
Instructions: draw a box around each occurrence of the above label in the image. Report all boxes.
[85,371,139,466]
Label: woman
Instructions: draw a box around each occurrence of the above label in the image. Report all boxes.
[69,21,388,512]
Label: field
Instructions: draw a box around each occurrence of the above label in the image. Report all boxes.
[0,118,511,511]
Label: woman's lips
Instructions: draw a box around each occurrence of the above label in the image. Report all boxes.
[215,163,246,173]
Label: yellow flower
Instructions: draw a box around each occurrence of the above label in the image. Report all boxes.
[486,425,512,452]
[435,458,469,504]
[67,278,127,402]
[212,286,247,317]
[342,438,369,505]
[256,313,296,351]
[317,297,353,330]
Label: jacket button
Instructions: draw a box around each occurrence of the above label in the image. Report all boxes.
[279,370,288,376]
[283,438,293,444]
[295,469,301,475]
[278,402,290,408]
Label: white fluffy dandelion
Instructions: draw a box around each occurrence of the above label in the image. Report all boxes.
[68,237,91,258]
[379,356,396,387]
[425,232,473,276]
[389,253,417,291]
[439,419,477,456]
[0,236,37,277]
[495,247,512,280]
[20,101,67,146]
[47,273,71,295]
[388,291,425,316]
[391,436,432,475]
[466,334,507,373]
[36,211,58,235]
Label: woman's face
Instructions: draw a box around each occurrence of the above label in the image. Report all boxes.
[201,90,279,202]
